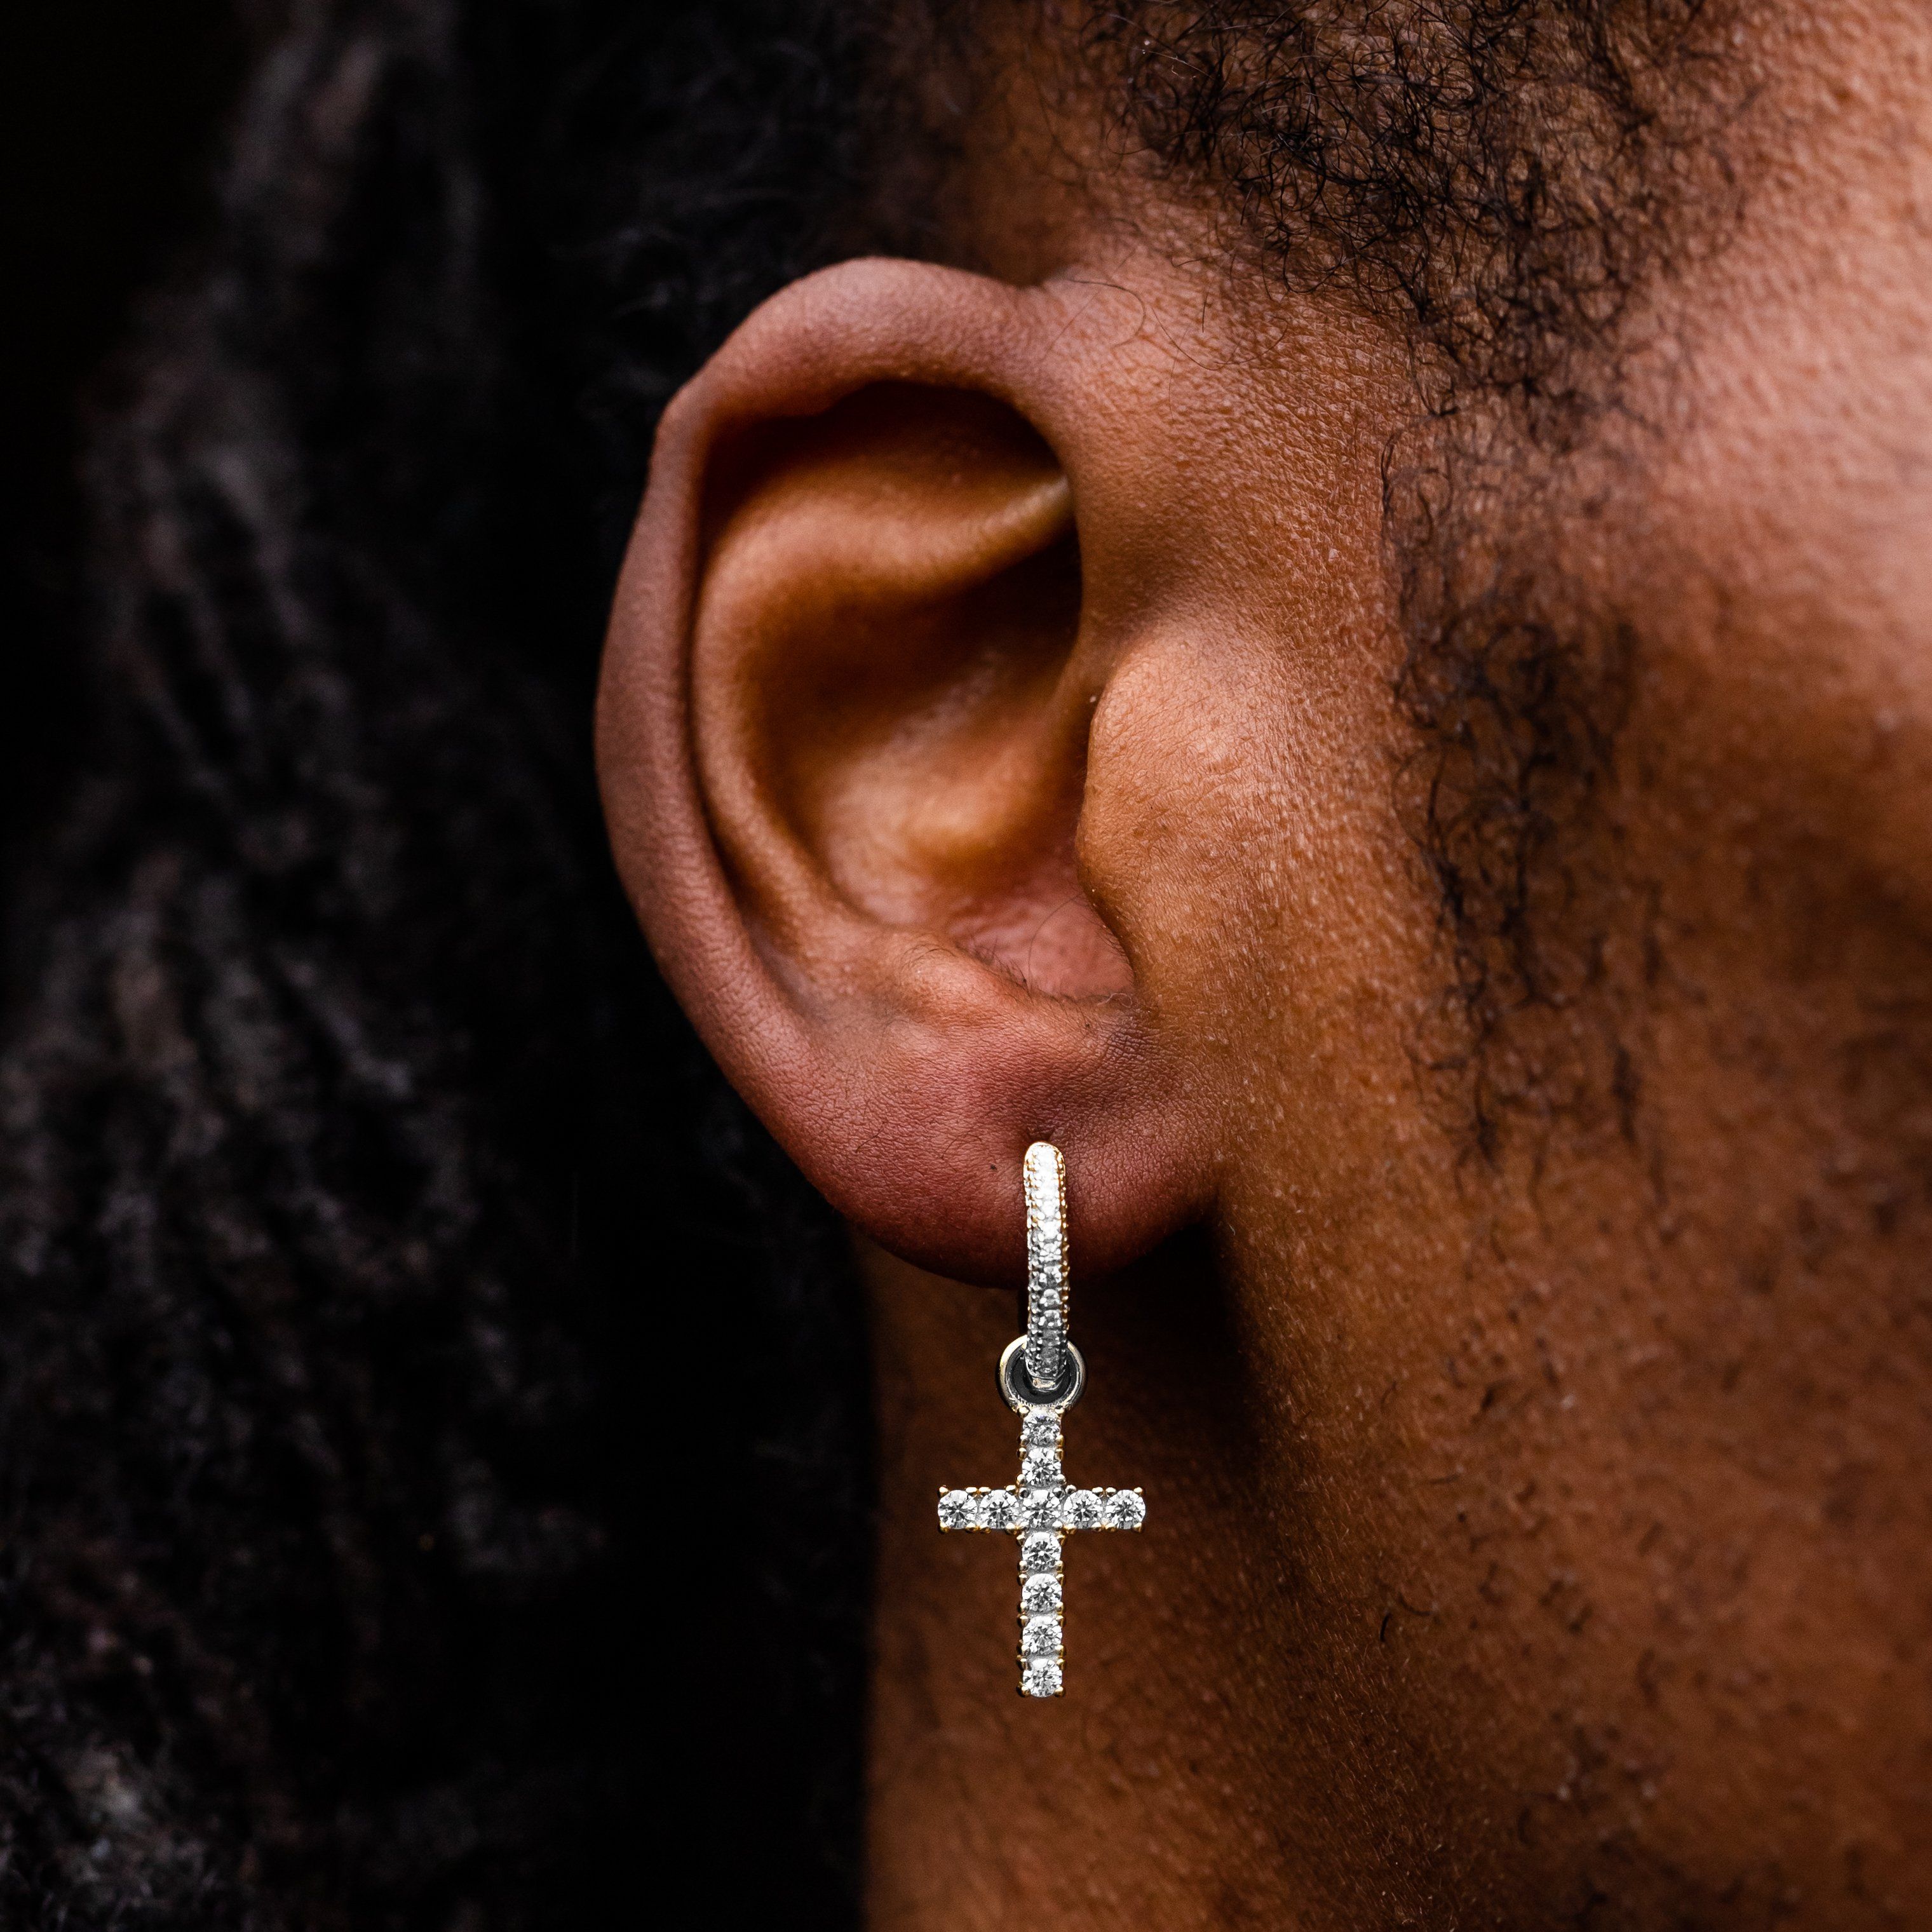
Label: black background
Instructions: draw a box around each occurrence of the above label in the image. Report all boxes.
[1,0,245,845]
[0,16,869,1924]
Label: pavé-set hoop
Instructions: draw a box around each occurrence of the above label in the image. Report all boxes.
[937,1141,1146,1697]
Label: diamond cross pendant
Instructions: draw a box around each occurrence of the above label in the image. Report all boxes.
[938,1400,1145,1697]
[937,1142,1145,1698]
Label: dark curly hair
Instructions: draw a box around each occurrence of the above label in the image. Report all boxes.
[0,1,1731,1925]
[0,4,891,1925]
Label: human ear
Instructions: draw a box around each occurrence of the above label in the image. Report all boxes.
[595,259,1218,1286]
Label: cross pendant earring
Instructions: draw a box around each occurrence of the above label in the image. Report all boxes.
[937,1142,1146,1697]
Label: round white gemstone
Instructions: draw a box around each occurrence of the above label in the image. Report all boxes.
[1060,1489,1104,1530]
[938,1489,980,1531]
[1103,1489,1147,1530]
[1020,1488,1060,1529]
[1020,1573,1062,1614]
[1020,1450,1061,1488]
[1022,1658,1064,1698]
[980,1490,1020,1532]
[1021,1410,1060,1447]
[1020,1531,1060,1574]
[1020,1614,1062,1658]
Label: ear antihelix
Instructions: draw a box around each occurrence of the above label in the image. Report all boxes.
[693,381,1112,999]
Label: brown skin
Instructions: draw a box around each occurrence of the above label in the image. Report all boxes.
[598,4,1932,1924]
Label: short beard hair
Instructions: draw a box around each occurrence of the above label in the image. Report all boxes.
[1077,0,1736,1148]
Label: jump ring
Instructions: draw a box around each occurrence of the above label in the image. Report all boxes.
[999,1336,1085,1415]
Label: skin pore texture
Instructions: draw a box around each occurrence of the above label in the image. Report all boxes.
[598,3,1932,1925]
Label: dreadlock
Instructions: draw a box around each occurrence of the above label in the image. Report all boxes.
[0,4,886,1925]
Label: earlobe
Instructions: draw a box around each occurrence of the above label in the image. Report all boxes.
[596,259,1213,1285]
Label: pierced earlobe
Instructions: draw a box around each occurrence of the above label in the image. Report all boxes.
[597,258,1215,1285]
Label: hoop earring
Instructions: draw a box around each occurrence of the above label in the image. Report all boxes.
[938,1140,1147,1698]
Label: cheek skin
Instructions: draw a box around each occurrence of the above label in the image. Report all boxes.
[1206,161,1932,1932]
[1105,573,1932,1919]
[1062,86,1932,1925]
[861,18,1932,1910]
